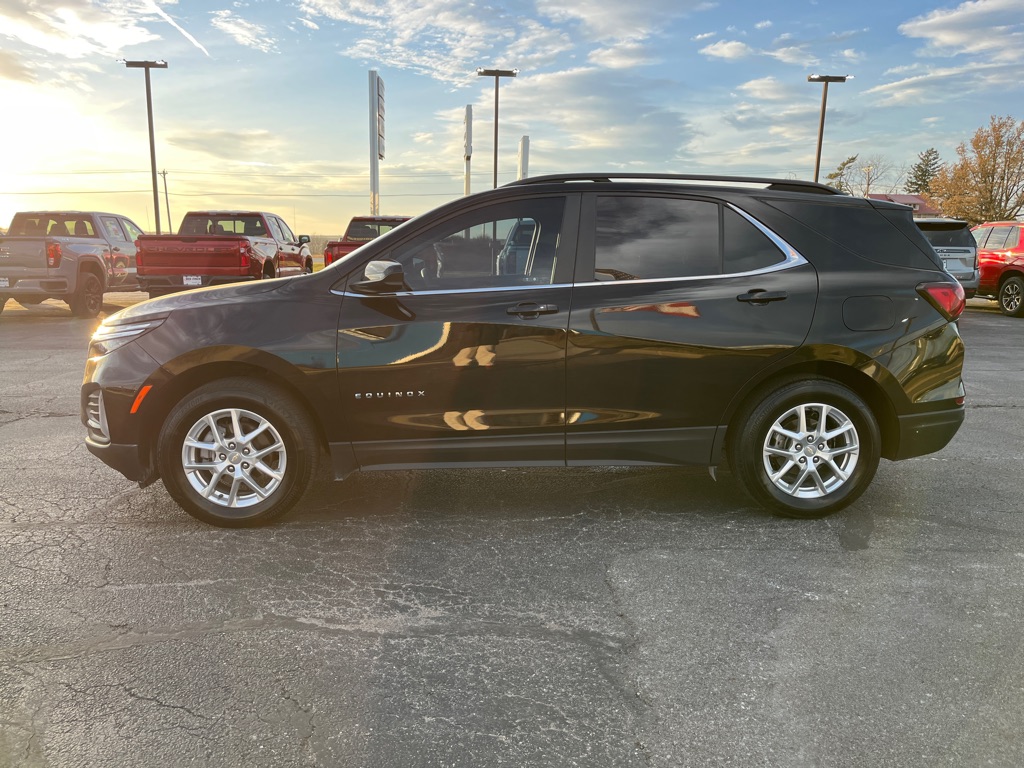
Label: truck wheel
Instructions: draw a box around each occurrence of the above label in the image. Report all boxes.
[729,378,880,518]
[156,378,320,527]
[304,259,313,274]
[69,273,103,318]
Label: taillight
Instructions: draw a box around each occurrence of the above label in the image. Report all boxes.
[240,241,251,269]
[324,247,334,266]
[917,281,965,321]
[134,240,143,267]
[46,242,62,268]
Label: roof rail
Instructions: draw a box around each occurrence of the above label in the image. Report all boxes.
[504,173,844,195]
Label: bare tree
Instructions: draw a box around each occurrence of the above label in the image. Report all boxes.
[849,154,902,197]
[931,115,1024,224]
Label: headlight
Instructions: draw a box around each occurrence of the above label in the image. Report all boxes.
[89,318,165,356]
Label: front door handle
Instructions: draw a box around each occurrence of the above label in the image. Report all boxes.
[737,290,788,305]
[507,302,559,318]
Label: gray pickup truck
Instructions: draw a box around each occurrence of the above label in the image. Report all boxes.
[0,211,146,318]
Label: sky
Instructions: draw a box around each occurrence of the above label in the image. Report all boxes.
[1,0,1022,235]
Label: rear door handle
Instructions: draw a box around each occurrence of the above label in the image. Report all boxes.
[737,290,788,304]
[507,302,559,317]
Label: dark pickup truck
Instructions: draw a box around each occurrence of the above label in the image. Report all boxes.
[323,215,410,266]
[0,211,146,317]
[137,211,313,298]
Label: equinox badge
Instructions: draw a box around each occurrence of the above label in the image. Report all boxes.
[355,390,426,399]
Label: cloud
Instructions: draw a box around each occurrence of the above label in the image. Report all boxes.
[736,76,791,101]
[900,0,1024,63]
[210,9,277,53]
[766,45,816,65]
[866,61,1018,105]
[691,31,716,41]
[699,40,754,59]
[535,0,713,42]
[0,49,36,83]
[588,41,658,69]
[755,20,772,30]
[0,0,160,59]
[167,128,283,160]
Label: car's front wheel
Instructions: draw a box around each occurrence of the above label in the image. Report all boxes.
[730,378,880,518]
[157,378,319,527]
[999,276,1024,317]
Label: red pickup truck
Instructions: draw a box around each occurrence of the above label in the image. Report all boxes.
[137,211,313,298]
[323,215,410,266]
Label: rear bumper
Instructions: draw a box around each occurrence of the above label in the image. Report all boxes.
[892,406,965,460]
[139,275,257,294]
[0,275,71,296]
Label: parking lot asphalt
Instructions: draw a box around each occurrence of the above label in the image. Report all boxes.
[1,295,1023,767]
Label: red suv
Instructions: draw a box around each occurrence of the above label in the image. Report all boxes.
[972,222,1024,316]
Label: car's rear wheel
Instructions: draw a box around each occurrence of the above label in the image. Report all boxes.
[69,273,103,318]
[730,378,880,518]
[999,276,1024,317]
[157,378,319,527]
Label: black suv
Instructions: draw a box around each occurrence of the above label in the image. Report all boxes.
[82,174,967,527]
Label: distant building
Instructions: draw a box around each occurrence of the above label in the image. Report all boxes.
[867,193,941,217]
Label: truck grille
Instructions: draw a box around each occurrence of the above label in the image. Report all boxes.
[85,390,110,444]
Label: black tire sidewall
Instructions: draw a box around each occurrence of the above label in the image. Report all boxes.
[731,379,880,518]
[157,379,316,527]
[70,273,103,318]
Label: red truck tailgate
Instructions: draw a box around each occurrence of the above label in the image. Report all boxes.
[136,236,250,276]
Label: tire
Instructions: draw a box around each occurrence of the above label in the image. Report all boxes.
[998,276,1024,317]
[69,272,103,318]
[729,378,880,519]
[304,259,313,274]
[157,378,320,527]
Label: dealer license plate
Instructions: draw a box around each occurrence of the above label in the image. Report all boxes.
[183,275,202,286]
[0,278,9,288]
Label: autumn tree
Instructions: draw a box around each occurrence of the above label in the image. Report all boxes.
[931,115,1024,224]
[905,147,941,195]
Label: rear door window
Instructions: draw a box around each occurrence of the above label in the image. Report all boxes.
[588,196,785,281]
[985,227,1014,250]
[101,217,128,242]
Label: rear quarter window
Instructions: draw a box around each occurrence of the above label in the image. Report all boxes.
[764,199,941,270]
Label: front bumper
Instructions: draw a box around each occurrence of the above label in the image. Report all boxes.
[85,439,150,483]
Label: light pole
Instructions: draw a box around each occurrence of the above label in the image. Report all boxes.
[807,74,849,184]
[476,68,517,189]
[123,60,168,233]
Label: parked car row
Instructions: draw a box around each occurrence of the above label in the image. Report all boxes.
[0,209,312,316]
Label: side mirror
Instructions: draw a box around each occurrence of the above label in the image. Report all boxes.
[352,259,407,294]
[298,234,311,245]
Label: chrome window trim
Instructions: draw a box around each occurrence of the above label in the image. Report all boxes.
[334,202,808,297]
[337,282,573,298]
